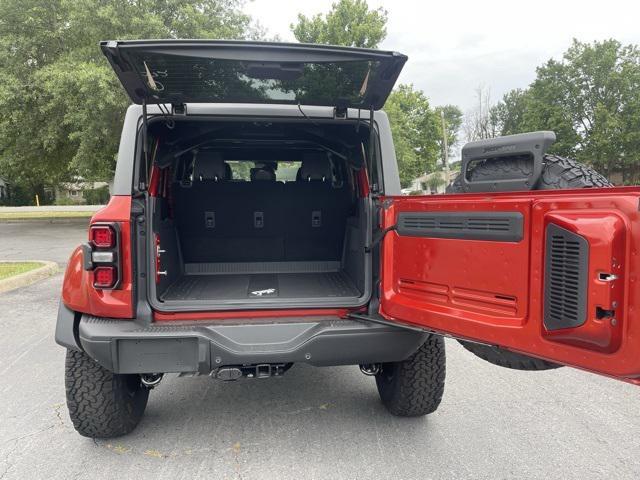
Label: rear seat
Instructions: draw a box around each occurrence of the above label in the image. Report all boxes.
[174,151,351,264]
[283,152,350,261]
[175,152,285,263]
[230,165,285,261]
[174,151,231,262]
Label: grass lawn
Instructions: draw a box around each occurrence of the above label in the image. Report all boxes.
[0,262,45,281]
[0,211,94,220]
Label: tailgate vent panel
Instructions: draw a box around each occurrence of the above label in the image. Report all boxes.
[397,212,523,241]
[543,224,588,331]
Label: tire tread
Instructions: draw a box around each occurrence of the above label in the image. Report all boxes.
[376,335,446,417]
[65,349,148,438]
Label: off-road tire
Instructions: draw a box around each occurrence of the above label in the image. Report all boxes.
[65,349,149,438]
[375,334,445,416]
[448,154,612,371]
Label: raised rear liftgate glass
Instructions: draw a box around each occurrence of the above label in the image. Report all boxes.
[136,55,378,105]
[100,40,407,109]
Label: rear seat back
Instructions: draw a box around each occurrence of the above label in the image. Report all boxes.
[284,152,350,261]
[174,152,352,264]
[174,151,232,262]
[226,175,285,262]
[175,153,286,263]
[173,150,226,240]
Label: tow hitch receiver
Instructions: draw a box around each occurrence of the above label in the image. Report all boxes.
[213,363,292,381]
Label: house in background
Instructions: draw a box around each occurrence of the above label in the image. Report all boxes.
[402,170,459,195]
[55,177,111,205]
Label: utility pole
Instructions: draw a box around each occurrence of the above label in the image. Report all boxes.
[441,110,449,186]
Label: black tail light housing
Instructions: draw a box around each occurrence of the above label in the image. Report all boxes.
[86,223,121,289]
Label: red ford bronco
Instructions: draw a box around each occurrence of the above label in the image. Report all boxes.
[56,40,640,438]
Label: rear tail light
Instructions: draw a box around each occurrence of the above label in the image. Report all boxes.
[90,225,116,248]
[93,266,117,288]
[87,222,121,289]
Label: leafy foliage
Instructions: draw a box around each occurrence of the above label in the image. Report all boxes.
[291,0,387,48]
[0,0,253,195]
[385,85,440,188]
[492,39,640,183]
[291,1,443,189]
[83,185,111,205]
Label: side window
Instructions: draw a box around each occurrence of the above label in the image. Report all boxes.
[327,156,344,189]
[362,126,381,193]
[361,141,376,192]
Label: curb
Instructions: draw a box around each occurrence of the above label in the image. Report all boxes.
[0,217,92,224]
[0,261,59,294]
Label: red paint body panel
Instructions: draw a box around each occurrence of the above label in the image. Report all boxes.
[541,210,626,352]
[147,164,161,197]
[61,196,134,318]
[357,167,370,198]
[380,187,640,383]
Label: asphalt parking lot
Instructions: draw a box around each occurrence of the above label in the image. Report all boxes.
[1,220,639,479]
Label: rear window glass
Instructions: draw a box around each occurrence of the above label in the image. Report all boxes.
[131,53,379,106]
[227,161,301,182]
[227,161,251,181]
[275,162,301,182]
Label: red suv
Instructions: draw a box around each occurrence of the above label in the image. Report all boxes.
[56,40,640,438]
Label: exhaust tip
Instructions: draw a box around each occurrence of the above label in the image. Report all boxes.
[141,373,163,388]
[214,367,243,381]
[359,364,381,376]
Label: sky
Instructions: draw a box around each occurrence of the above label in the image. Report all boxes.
[244,0,640,112]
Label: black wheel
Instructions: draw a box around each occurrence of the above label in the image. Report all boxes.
[375,334,445,417]
[448,154,612,371]
[65,349,149,438]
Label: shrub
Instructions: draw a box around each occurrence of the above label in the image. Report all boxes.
[83,186,110,205]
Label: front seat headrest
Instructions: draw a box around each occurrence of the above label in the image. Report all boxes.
[250,167,276,181]
[298,152,331,181]
[193,151,226,181]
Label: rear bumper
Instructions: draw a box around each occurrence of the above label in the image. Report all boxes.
[70,313,427,374]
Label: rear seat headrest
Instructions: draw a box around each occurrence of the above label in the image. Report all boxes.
[250,167,276,182]
[193,151,226,181]
[298,152,331,181]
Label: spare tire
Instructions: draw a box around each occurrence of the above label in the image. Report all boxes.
[448,154,612,370]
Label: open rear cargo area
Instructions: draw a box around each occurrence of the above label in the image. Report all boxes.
[147,117,372,310]
[161,263,360,302]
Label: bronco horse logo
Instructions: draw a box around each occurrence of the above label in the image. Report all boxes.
[250,288,276,297]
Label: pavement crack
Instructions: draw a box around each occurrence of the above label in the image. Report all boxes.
[53,403,65,427]
[2,425,55,445]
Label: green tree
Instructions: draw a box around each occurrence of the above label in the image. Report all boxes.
[491,89,530,136]
[291,1,443,189]
[291,0,387,48]
[0,0,254,199]
[425,172,444,193]
[385,84,440,188]
[493,39,640,183]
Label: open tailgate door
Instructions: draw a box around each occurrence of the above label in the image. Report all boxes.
[379,187,640,384]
